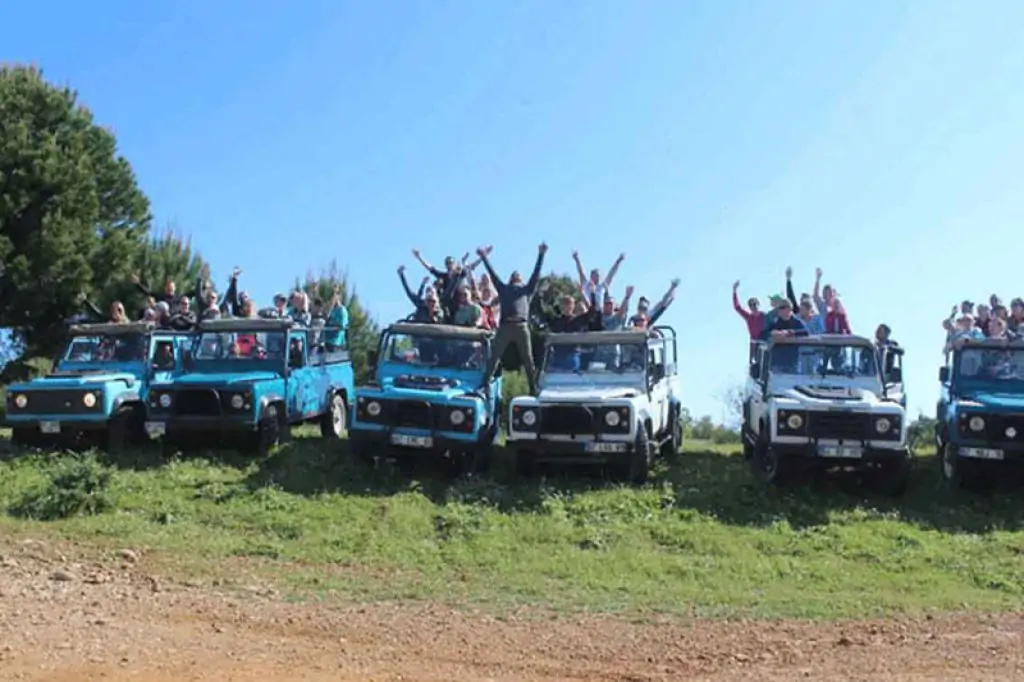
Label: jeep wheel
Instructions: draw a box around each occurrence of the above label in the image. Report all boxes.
[107,405,141,454]
[11,427,33,448]
[253,404,282,456]
[320,393,347,439]
[941,442,990,491]
[872,451,912,497]
[660,406,683,459]
[750,436,796,487]
[626,427,653,485]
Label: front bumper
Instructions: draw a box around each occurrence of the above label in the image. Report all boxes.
[349,425,489,455]
[145,415,256,439]
[508,436,634,463]
[770,440,908,464]
[5,415,110,433]
[949,442,1024,463]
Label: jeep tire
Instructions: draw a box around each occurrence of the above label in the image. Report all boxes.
[872,450,912,496]
[660,404,683,459]
[941,442,990,491]
[750,433,796,487]
[320,393,347,439]
[625,426,653,485]
[252,404,282,456]
[107,405,140,454]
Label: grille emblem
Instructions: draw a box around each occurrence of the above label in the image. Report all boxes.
[1007,427,1017,439]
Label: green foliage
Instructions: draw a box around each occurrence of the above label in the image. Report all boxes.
[909,415,938,451]
[298,259,380,384]
[0,64,151,362]
[500,370,530,404]
[9,454,115,521]
[688,414,742,444]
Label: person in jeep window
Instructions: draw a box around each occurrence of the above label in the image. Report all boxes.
[166,295,197,331]
[732,281,765,339]
[478,243,546,394]
[572,250,624,304]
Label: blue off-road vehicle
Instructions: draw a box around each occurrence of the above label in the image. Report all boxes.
[144,317,354,454]
[937,337,1024,490]
[5,322,192,451]
[348,322,501,471]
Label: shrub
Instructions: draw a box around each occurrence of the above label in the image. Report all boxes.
[10,455,116,521]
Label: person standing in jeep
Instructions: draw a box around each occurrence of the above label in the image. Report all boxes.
[477,243,547,395]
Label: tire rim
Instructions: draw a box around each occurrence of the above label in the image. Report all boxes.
[332,397,344,434]
[761,446,778,476]
[942,445,956,480]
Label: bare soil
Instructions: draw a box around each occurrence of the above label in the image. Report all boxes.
[1,538,1022,682]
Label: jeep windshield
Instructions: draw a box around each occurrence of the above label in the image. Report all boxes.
[383,332,486,370]
[770,343,879,378]
[192,331,287,362]
[61,333,148,364]
[542,342,647,376]
[956,347,1024,383]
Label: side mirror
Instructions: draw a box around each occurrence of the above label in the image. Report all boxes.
[939,366,949,383]
[887,368,902,384]
[367,349,379,368]
[750,362,761,379]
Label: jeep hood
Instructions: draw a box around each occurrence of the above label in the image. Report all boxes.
[958,391,1024,411]
[374,374,481,401]
[9,372,138,392]
[774,383,892,408]
[537,386,643,402]
[174,372,279,386]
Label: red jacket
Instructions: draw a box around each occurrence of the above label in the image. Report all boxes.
[824,311,851,334]
[732,292,765,339]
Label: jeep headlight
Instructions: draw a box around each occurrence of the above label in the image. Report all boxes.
[13,394,26,409]
[159,394,172,408]
[969,416,985,432]
[450,409,466,425]
[230,394,244,410]
[522,409,537,426]
[605,411,621,427]
[786,414,803,429]
[82,392,97,408]
[875,417,891,434]
[367,401,381,417]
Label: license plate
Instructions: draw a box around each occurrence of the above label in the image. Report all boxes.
[39,421,60,434]
[144,421,166,438]
[961,447,1004,460]
[390,433,432,448]
[585,442,625,453]
[819,444,862,458]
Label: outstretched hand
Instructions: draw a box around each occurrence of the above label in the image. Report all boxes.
[617,252,625,262]
[421,276,430,286]
[475,246,487,257]
[626,285,635,296]
[130,273,140,284]
[733,280,740,291]
[397,265,405,275]
[785,266,793,279]
[539,242,548,253]
[412,248,421,258]
[815,267,823,279]
[670,277,680,288]
[571,249,579,259]
[232,266,242,278]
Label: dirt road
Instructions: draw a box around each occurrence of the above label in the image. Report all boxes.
[1,539,1022,681]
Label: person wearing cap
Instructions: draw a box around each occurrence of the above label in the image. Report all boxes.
[628,279,679,329]
[601,286,633,332]
[759,297,809,341]
[572,250,625,305]
[732,281,765,339]
[476,242,547,395]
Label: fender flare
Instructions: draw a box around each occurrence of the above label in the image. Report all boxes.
[111,392,142,412]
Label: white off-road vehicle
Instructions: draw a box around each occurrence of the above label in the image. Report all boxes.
[742,334,910,494]
[506,326,683,483]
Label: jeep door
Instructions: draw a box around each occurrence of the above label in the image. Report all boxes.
[647,342,669,429]
[148,334,180,384]
[285,333,317,421]
[747,344,768,436]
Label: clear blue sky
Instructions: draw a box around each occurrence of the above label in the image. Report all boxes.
[4,0,1024,423]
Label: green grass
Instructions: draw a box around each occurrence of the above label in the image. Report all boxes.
[1,431,1024,619]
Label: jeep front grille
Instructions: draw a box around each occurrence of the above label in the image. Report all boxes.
[393,400,435,429]
[173,389,222,417]
[9,390,102,415]
[539,405,595,435]
[807,411,870,440]
[983,414,1024,442]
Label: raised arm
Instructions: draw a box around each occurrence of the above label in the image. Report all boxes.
[732,281,751,320]
[812,267,825,314]
[617,285,634,318]
[785,266,798,310]
[221,267,242,316]
[79,294,104,321]
[525,243,547,294]
[463,245,491,271]
[648,278,679,326]
[411,249,445,278]
[129,273,154,298]
[603,253,625,288]
[416,276,429,300]
[397,266,424,307]
[477,247,504,289]
[571,251,587,288]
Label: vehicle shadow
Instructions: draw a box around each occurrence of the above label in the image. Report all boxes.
[662,446,1024,534]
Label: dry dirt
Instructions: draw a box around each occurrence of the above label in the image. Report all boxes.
[1,538,1023,681]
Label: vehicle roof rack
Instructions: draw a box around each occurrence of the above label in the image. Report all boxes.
[198,318,296,332]
[68,321,157,336]
[386,321,495,341]
[768,333,875,347]
[543,330,654,345]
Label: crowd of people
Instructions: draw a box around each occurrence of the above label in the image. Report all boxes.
[731,267,898,352]
[75,267,350,350]
[942,296,1024,352]
[397,246,679,394]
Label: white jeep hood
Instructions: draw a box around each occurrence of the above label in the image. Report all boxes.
[772,383,891,409]
[537,386,643,402]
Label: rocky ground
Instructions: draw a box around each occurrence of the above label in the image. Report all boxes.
[1,538,1023,682]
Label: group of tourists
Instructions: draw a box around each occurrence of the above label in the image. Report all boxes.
[942,296,1024,352]
[732,266,898,351]
[397,246,679,394]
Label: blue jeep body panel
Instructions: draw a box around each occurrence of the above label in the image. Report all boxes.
[144,317,354,441]
[938,338,1024,462]
[348,322,501,455]
[4,322,192,440]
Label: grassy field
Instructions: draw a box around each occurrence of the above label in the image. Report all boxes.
[1,431,1023,620]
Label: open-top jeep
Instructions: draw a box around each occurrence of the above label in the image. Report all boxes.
[348,322,501,470]
[144,317,354,454]
[743,334,910,493]
[5,321,192,451]
[936,337,1024,490]
[505,326,682,484]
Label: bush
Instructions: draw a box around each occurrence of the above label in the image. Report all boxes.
[10,455,116,521]
[501,370,530,405]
